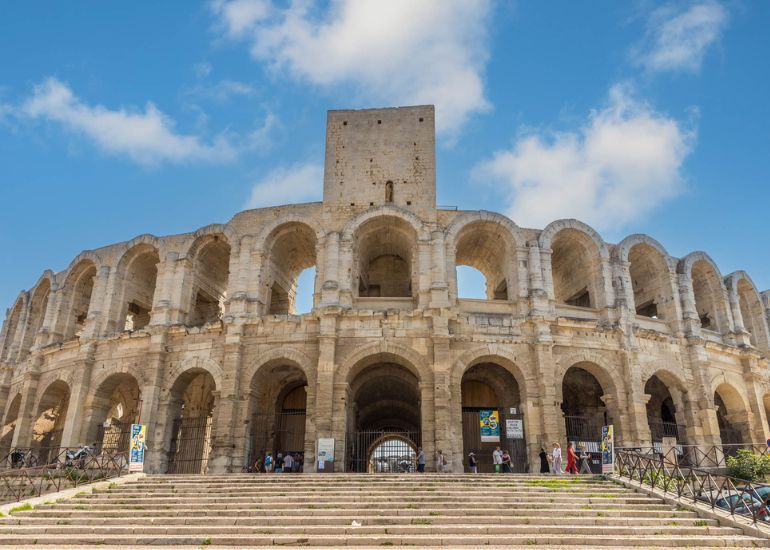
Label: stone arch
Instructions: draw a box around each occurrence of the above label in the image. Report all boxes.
[184,231,232,327]
[60,258,98,341]
[336,340,432,386]
[617,235,678,321]
[679,252,732,334]
[1,293,27,362]
[259,221,319,315]
[341,205,429,242]
[117,234,167,263]
[450,345,532,402]
[19,272,55,357]
[110,242,161,333]
[31,379,71,459]
[82,371,142,451]
[0,393,22,456]
[726,271,770,351]
[445,212,522,301]
[539,220,610,309]
[167,356,224,391]
[242,347,315,389]
[252,215,325,254]
[180,224,239,259]
[643,369,691,445]
[712,379,752,445]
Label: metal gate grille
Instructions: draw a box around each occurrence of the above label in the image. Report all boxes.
[167,415,212,474]
[462,408,527,472]
[346,430,421,473]
[95,420,133,454]
[249,410,306,468]
[564,415,606,452]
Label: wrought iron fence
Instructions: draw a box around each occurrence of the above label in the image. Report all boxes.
[617,443,768,470]
[166,415,212,474]
[346,430,421,473]
[0,450,129,504]
[615,447,770,526]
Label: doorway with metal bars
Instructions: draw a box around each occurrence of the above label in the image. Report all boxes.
[561,364,612,465]
[346,362,421,473]
[165,368,216,474]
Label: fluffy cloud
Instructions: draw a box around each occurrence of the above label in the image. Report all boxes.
[632,0,728,73]
[474,85,695,232]
[19,78,236,165]
[210,0,491,135]
[244,162,323,209]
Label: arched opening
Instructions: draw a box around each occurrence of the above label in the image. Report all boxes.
[354,216,416,298]
[368,434,416,473]
[115,245,159,332]
[19,279,50,359]
[550,230,603,309]
[461,363,526,472]
[691,259,727,333]
[644,374,686,449]
[346,362,421,472]
[1,298,24,362]
[454,221,515,301]
[63,261,97,341]
[166,369,216,473]
[31,380,70,464]
[385,181,394,203]
[0,394,21,460]
[628,244,675,320]
[83,373,142,453]
[714,384,750,447]
[264,223,317,315]
[561,364,610,452]
[248,363,308,471]
[737,278,769,350]
[188,237,230,327]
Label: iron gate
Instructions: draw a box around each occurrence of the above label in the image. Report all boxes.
[346,430,421,473]
[462,408,527,472]
[249,410,306,469]
[95,420,133,454]
[167,415,212,474]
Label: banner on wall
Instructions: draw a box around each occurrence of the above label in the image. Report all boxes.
[601,424,614,474]
[317,438,335,473]
[128,424,146,473]
[480,410,500,442]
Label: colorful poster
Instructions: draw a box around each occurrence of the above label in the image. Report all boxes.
[480,410,500,442]
[129,424,146,473]
[505,419,524,439]
[601,424,614,474]
[317,438,335,472]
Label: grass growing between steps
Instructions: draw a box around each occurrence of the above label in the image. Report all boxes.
[525,479,583,487]
[8,503,33,514]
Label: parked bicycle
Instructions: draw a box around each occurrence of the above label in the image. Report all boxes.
[9,448,38,469]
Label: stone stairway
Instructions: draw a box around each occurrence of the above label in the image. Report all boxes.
[0,474,768,548]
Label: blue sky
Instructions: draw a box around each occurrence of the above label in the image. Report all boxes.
[1,0,768,314]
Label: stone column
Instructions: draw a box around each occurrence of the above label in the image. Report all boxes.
[416,236,432,309]
[338,237,354,308]
[532,340,560,467]
[81,266,110,339]
[419,379,436,471]
[208,328,244,473]
[315,315,338,468]
[321,232,341,306]
[429,230,449,308]
[60,346,97,447]
[140,332,168,474]
[11,368,42,448]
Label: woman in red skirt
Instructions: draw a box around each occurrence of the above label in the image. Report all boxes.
[566,441,578,474]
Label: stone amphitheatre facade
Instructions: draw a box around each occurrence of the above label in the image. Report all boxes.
[1,105,769,474]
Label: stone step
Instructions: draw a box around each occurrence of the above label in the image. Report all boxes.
[0,534,766,547]
[0,515,713,526]
[69,496,658,505]
[0,524,746,536]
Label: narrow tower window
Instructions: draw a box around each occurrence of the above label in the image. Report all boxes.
[385,181,394,203]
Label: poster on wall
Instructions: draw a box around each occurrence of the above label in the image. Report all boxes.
[601,424,614,474]
[128,424,146,473]
[480,410,500,442]
[317,438,335,473]
[505,419,524,439]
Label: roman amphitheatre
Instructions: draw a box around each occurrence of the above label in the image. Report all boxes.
[1,104,768,476]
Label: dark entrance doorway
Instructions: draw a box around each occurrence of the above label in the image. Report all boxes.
[460,363,527,472]
[562,365,609,455]
[346,363,421,472]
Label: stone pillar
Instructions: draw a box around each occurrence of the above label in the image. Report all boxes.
[528,241,550,317]
[321,232,340,306]
[620,351,652,447]
[11,369,42,448]
[208,329,244,473]
[81,266,110,339]
[532,340,560,466]
[315,315,338,468]
[9,298,31,364]
[43,287,67,346]
[138,333,168,474]
[416,236,432,309]
[60,347,97,447]
[419,379,436,471]
[429,230,449,308]
[338,237,354,308]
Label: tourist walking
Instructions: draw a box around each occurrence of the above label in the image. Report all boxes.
[492,446,503,473]
[417,447,426,472]
[275,451,284,473]
[254,457,263,473]
[436,450,446,473]
[283,452,294,473]
[578,446,592,474]
[264,452,274,473]
[501,449,512,473]
[551,443,563,474]
[565,442,578,474]
[538,447,549,474]
[468,452,478,474]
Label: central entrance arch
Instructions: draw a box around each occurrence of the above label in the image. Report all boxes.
[345,362,421,472]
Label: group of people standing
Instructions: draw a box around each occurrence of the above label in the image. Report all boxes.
[253,451,304,473]
[415,447,447,472]
[539,442,592,474]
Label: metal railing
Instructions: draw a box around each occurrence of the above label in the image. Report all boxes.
[618,443,768,470]
[0,450,129,504]
[615,447,770,526]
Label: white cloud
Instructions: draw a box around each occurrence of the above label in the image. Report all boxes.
[19,78,236,165]
[210,0,492,135]
[244,162,323,209]
[474,85,696,232]
[632,0,728,73]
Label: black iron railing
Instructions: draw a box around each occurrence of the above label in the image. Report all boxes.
[615,447,770,526]
[617,443,768,470]
[0,450,129,504]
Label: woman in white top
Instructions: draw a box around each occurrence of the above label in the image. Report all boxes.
[551,442,563,474]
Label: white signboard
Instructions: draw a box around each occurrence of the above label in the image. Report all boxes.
[506,419,524,439]
[317,438,335,472]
